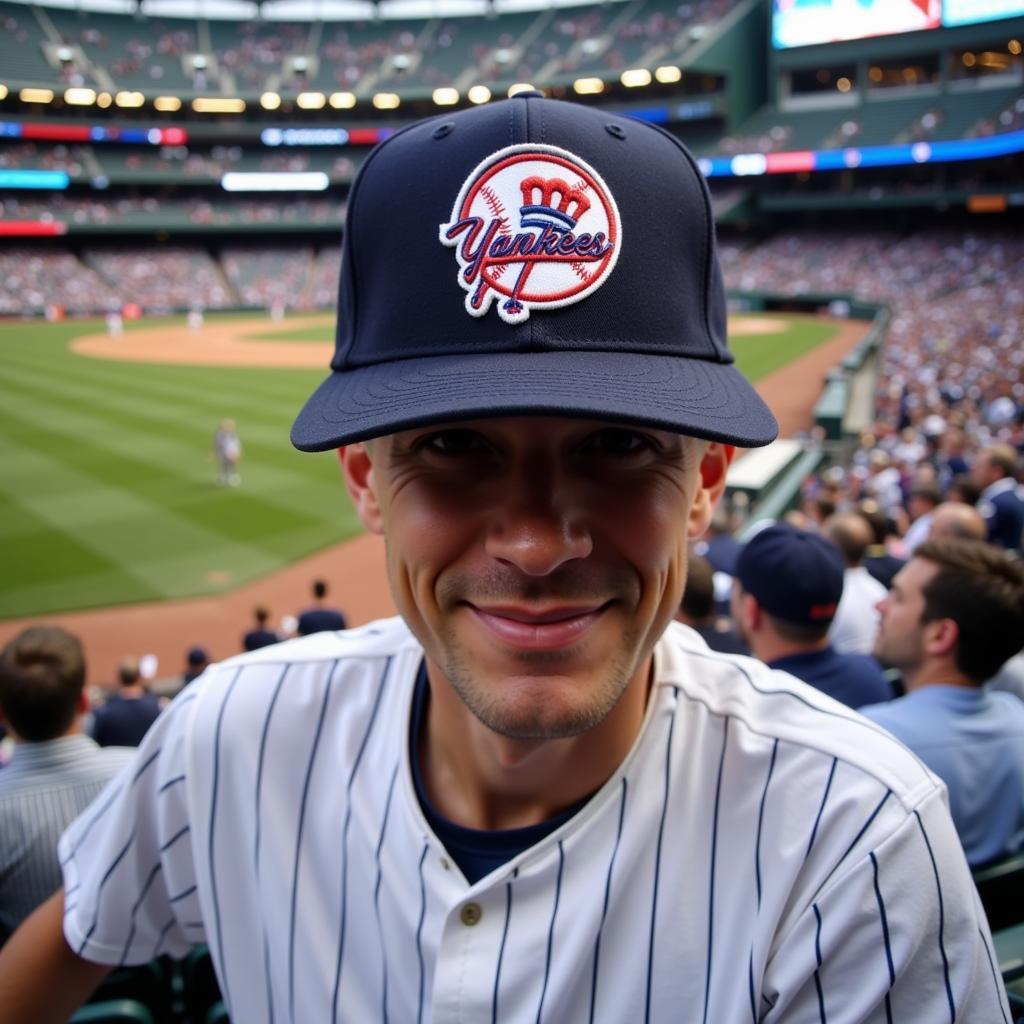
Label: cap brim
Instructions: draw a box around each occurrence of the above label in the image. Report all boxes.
[291,349,779,451]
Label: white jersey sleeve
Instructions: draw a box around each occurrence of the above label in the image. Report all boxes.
[59,684,203,965]
[761,785,1006,1022]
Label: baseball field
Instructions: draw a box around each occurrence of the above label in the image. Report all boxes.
[0,311,840,621]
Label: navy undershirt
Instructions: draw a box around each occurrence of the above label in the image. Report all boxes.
[409,661,588,884]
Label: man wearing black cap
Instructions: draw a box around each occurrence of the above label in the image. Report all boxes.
[732,523,894,710]
[0,95,1007,1022]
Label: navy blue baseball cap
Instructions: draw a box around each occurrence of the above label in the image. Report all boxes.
[735,523,845,625]
[291,92,778,451]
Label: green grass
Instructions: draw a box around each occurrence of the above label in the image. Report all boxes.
[0,312,845,619]
[0,315,357,619]
[730,315,838,380]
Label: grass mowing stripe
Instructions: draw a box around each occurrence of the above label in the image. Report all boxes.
[3,360,305,467]
[0,437,298,610]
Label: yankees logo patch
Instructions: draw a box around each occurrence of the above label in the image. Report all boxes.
[440,144,621,324]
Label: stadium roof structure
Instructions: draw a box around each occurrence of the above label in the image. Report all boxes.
[1,0,606,20]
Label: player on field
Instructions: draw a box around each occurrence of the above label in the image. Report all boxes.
[0,93,1009,1022]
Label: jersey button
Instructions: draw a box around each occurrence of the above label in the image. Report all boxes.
[460,902,482,926]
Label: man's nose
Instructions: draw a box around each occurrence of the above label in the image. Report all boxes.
[484,473,593,576]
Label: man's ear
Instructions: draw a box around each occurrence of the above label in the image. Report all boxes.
[923,617,959,659]
[688,442,735,538]
[338,443,384,535]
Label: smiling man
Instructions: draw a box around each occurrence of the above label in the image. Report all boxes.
[0,94,1009,1022]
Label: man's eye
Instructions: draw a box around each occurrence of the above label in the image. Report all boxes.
[584,429,655,455]
[420,429,491,455]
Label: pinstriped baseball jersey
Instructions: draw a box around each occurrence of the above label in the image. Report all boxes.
[60,618,1010,1023]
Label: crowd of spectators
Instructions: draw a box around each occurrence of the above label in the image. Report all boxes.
[220,246,316,308]
[84,246,233,311]
[0,249,119,315]
[1,194,345,229]
[0,143,91,176]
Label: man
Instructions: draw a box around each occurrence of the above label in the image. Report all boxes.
[295,578,347,635]
[243,606,280,652]
[213,418,242,487]
[822,512,888,654]
[972,443,1024,550]
[856,500,904,589]
[675,553,747,655]
[863,539,1024,867]
[0,94,1007,1022]
[89,656,162,747]
[900,481,942,555]
[179,646,210,692]
[732,523,893,709]
[927,500,987,542]
[0,626,133,946]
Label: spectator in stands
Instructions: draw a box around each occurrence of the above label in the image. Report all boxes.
[182,647,209,688]
[947,474,982,508]
[732,523,893,710]
[863,539,1024,867]
[296,579,347,636]
[857,501,905,589]
[901,481,942,555]
[972,444,1024,551]
[822,513,888,655]
[89,657,163,748]
[928,502,987,543]
[675,554,747,655]
[692,506,743,614]
[0,626,133,945]
[243,606,280,652]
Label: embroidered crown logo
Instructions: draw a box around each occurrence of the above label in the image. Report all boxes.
[440,144,621,325]
[519,177,591,233]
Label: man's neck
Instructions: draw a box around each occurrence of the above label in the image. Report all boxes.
[756,633,829,665]
[418,659,652,832]
[902,659,975,693]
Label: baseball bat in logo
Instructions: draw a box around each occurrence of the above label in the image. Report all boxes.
[440,144,621,325]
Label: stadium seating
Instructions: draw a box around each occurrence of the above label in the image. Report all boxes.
[0,0,61,85]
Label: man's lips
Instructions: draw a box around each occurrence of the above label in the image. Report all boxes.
[467,603,610,650]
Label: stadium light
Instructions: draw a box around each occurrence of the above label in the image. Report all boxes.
[64,88,96,106]
[19,88,55,104]
[508,83,535,97]
[329,92,356,109]
[467,85,491,105]
[621,69,653,88]
[261,92,282,110]
[836,77,852,92]
[115,91,145,108]
[0,85,7,101]
[297,92,326,110]
[573,78,604,96]
[655,65,682,84]
[433,88,459,106]
[154,96,182,112]
[96,93,112,108]
[373,92,400,110]
[192,98,246,113]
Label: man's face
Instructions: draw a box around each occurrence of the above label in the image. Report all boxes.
[343,417,724,741]
[872,557,936,675]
